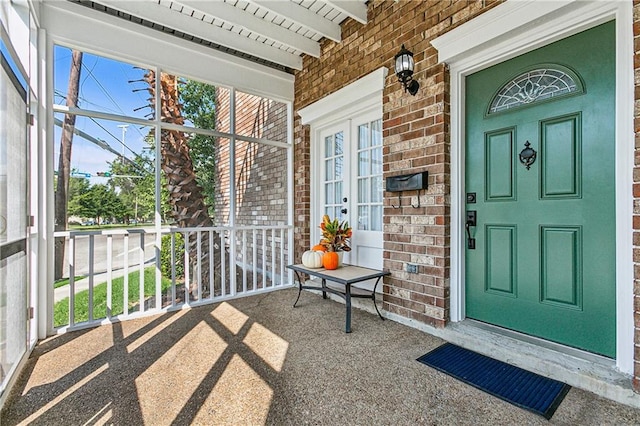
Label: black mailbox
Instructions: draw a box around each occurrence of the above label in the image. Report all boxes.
[385,171,428,192]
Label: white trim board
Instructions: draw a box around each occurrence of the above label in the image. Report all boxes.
[431,0,634,374]
[297,67,388,127]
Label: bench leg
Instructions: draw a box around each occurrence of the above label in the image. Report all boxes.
[372,293,385,320]
[293,271,303,308]
[345,284,352,333]
[372,276,385,320]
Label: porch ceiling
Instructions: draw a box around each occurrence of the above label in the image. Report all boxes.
[74,0,368,71]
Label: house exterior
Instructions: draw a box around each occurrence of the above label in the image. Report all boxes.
[294,0,640,402]
[2,0,640,410]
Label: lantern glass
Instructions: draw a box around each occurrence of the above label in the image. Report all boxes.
[393,44,420,96]
[395,53,414,75]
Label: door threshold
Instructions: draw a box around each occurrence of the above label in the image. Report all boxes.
[463,319,612,366]
[442,319,639,407]
[386,311,640,408]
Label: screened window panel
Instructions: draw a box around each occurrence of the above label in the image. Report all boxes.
[0,59,28,395]
[235,91,287,143]
[212,138,231,226]
[54,46,154,120]
[1,253,28,390]
[235,140,288,226]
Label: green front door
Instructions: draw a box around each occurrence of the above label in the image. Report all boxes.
[465,22,616,357]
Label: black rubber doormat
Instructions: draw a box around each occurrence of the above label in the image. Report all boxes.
[417,343,570,419]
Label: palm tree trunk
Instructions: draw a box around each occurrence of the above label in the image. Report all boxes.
[145,71,225,297]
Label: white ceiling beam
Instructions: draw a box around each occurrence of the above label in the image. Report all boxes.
[324,0,367,24]
[179,0,321,57]
[249,0,342,42]
[96,0,303,69]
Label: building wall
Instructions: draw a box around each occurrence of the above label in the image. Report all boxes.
[213,89,288,227]
[294,0,502,329]
[213,88,290,288]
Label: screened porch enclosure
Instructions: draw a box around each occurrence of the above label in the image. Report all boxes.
[1,0,310,407]
[50,45,294,331]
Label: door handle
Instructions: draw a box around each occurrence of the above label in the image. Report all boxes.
[341,208,348,214]
[466,210,477,250]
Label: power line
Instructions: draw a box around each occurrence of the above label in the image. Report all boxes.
[53,117,131,163]
[79,56,99,107]
[54,91,151,159]
[89,117,139,159]
[81,60,126,117]
[78,60,151,142]
[55,89,123,115]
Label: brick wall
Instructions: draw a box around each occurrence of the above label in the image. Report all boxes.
[213,88,290,287]
[294,0,500,328]
[213,89,288,227]
[632,0,640,391]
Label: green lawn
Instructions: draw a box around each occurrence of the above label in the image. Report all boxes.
[54,267,173,327]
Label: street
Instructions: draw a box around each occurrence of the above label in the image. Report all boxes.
[59,233,158,279]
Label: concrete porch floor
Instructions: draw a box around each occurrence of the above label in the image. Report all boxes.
[2,288,640,425]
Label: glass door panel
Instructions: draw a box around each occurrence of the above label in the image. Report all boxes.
[348,114,383,290]
[313,113,382,292]
[323,131,345,221]
[356,119,383,232]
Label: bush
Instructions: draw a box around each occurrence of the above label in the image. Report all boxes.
[161,232,185,279]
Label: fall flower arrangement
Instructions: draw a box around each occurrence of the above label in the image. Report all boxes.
[319,214,352,252]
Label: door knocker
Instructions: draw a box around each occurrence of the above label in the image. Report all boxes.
[519,141,537,170]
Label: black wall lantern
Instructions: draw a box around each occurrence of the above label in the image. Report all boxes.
[394,44,420,96]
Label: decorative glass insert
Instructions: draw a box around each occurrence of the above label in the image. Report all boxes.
[488,67,582,114]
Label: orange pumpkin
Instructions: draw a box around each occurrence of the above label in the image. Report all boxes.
[323,252,340,270]
[312,244,327,252]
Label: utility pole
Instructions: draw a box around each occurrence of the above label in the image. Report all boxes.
[54,50,83,280]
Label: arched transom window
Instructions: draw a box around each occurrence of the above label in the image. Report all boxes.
[488,66,583,114]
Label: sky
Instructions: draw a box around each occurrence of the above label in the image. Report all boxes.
[53,45,156,184]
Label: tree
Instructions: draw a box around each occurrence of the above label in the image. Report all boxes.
[179,81,218,216]
[144,71,221,298]
[73,184,123,224]
[54,49,83,279]
[108,150,161,224]
[67,173,91,218]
